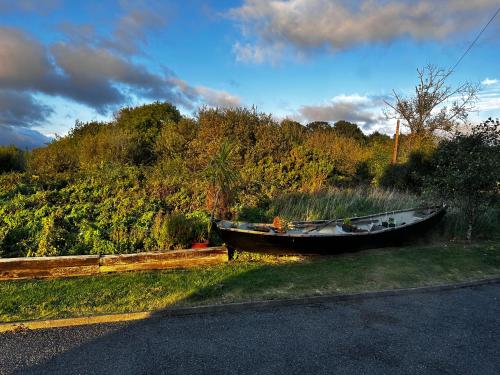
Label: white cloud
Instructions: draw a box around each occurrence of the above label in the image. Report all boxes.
[193,86,242,108]
[481,78,499,86]
[476,88,500,112]
[297,93,386,131]
[169,77,241,108]
[331,94,372,105]
[233,41,284,64]
[230,0,499,63]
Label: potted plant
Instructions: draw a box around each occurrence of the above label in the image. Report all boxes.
[382,217,396,228]
[388,217,396,228]
[191,240,209,249]
[341,218,357,232]
[189,212,210,249]
[272,216,290,233]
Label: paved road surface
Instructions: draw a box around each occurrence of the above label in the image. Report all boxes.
[1,283,499,374]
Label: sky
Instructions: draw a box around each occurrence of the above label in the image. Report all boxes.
[1,0,499,149]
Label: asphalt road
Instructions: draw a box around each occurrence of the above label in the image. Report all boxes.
[1,283,499,375]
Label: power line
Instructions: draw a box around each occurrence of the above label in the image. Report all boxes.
[450,6,500,72]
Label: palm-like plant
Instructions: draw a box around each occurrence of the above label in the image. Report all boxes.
[205,142,240,233]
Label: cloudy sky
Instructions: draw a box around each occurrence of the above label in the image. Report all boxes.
[1,0,499,148]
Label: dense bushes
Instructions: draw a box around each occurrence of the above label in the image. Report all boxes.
[0,167,211,257]
[0,146,26,173]
[1,102,498,257]
[426,118,500,239]
[380,151,433,194]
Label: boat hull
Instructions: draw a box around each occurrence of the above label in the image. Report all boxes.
[215,207,446,255]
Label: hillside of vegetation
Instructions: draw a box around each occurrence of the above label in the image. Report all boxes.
[0,102,498,257]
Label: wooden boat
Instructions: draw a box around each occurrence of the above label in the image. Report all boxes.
[214,205,446,255]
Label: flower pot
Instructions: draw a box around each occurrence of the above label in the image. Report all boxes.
[191,241,209,249]
[342,224,356,232]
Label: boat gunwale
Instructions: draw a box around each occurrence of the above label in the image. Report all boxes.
[216,205,445,238]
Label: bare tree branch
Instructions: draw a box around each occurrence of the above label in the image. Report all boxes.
[386,65,478,135]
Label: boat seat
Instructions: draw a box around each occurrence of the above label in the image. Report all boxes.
[248,225,272,233]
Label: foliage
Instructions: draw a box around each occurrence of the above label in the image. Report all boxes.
[1,100,496,257]
[332,120,366,143]
[426,118,500,240]
[162,214,195,250]
[114,102,181,165]
[204,141,240,219]
[0,146,26,173]
[380,151,433,194]
[205,141,239,193]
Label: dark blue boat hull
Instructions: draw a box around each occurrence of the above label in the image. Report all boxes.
[215,207,446,255]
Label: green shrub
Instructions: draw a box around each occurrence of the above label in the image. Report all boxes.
[380,151,432,193]
[186,210,210,242]
[0,146,26,173]
[236,205,271,223]
[36,214,63,257]
[164,214,195,249]
[425,118,500,239]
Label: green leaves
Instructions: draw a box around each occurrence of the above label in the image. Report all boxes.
[205,141,240,192]
[426,118,500,239]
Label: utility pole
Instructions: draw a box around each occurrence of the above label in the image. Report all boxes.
[391,119,400,164]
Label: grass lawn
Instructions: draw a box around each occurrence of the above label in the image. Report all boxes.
[1,241,499,323]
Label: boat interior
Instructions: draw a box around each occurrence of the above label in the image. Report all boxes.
[217,207,440,236]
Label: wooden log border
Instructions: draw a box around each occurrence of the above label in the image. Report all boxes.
[0,247,228,281]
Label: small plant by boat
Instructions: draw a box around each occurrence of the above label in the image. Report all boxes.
[272,216,290,233]
[341,217,357,232]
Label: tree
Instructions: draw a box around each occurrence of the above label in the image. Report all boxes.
[427,118,500,240]
[155,118,197,160]
[280,119,306,147]
[332,121,366,143]
[380,150,433,193]
[306,121,331,132]
[367,131,391,144]
[0,146,26,173]
[114,102,182,164]
[205,141,240,219]
[385,65,477,136]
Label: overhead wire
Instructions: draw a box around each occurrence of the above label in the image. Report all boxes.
[449,6,500,73]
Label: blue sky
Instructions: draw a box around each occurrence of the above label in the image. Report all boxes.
[1,0,499,148]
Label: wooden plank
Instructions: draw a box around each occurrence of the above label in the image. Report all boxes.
[99,253,227,273]
[0,265,99,280]
[99,247,226,266]
[0,255,100,271]
[0,247,228,280]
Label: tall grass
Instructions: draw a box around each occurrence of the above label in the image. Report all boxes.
[268,189,500,239]
[237,188,499,240]
[268,188,423,221]
[436,206,500,240]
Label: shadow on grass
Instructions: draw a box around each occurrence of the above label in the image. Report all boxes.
[2,241,500,373]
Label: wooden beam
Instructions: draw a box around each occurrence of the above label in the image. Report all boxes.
[0,247,228,281]
[391,119,400,164]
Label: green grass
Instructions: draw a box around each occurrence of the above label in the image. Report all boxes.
[1,241,499,323]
